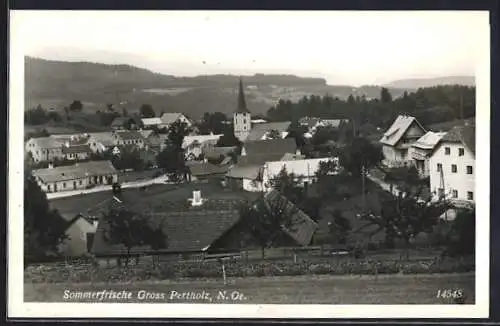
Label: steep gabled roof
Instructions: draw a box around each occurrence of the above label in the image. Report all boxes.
[160,113,183,125]
[412,131,447,150]
[264,190,318,246]
[440,125,476,156]
[380,115,426,146]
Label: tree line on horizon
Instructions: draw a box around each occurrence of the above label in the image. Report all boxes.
[267,85,475,129]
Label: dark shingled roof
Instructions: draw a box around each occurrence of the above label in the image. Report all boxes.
[61,144,91,154]
[115,130,145,141]
[92,197,246,256]
[243,138,296,157]
[264,190,318,246]
[187,161,230,177]
[441,125,475,156]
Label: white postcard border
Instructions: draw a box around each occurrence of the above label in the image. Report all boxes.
[8,10,491,319]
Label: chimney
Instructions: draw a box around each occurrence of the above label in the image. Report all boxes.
[189,190,204,206]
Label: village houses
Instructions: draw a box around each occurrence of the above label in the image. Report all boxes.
[25,136,66,163]
[429,124,475,205]
[32,160,118,193]
[379,115,426,168]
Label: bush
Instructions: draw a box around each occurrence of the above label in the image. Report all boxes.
[24,254,474,284]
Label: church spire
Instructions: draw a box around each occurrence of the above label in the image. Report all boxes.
[236,77,250,113]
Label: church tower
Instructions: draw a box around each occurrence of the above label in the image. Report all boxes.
[233,77,251,142]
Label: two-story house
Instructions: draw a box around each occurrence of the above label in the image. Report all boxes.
[429,125,475,205]
[379,115,426,168]
[112,130,145,149]
[25,136,65,163]
[409,131,446,178]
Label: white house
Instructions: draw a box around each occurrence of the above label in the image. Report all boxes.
[429,125,475,205]
[159,113,192,129]
[182,134,223,160]
[32,160,118,193]
[25,136,66,163]
[260,156,338,192]
[112,130,145,149]
[88,132,115,153]
[380,115,426,168]
[409,131,446,178]
[141,117,163,129]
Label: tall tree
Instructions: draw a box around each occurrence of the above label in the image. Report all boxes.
[69,100,83,112]
[340,137,383,177]
[156,121,190,181]
[239,194,299,258]
[216,125,242,148]
[102,208,151,267]
[24,175,68,264]
[362,187,449,259]
[380,88,393,103]
[139,104,155,118]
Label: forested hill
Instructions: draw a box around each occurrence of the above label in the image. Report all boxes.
[25,56,472,119]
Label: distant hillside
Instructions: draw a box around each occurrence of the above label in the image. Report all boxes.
[25,56,412,118]
[384,76,475,89]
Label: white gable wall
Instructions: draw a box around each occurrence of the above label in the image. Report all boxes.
[429,141,475,203]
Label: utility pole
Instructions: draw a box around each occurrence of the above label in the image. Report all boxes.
[361,164,366,212]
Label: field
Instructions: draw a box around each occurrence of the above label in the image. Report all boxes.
[25,273,475,304]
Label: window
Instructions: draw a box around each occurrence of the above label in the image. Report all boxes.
[437,163,442,172]
[452,190,458,198]
[63,182,66,188]
[445,147,450,155]
[459,148,465,156]
[467,191,474,200]
[79,180,83,185]
[466,165,473,174]
[47,184,51,191]
[451,164,457,173]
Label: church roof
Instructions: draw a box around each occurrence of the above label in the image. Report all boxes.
[235,77,251,114]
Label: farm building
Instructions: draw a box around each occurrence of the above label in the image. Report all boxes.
[226,138,297,192]
[32,160,118,193]
[25,136,65,163]
[91,187,317,261]
[379,115,426,168]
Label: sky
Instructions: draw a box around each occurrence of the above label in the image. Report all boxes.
[11,10,489,86]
